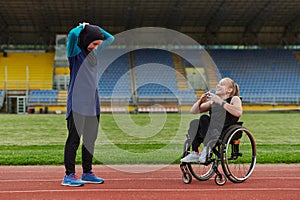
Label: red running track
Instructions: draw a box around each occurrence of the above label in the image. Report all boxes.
[0,164,299,200]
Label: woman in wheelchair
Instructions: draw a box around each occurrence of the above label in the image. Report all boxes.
[181,77,242,164]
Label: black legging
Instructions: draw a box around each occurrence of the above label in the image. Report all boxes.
[64,112,99,175]
[188,115,210,152]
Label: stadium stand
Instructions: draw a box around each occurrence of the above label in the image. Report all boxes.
[53,69,70,90]
[210,49,300,104]
[97,49,198,112]
[133,49,197,105]
[53,34,69,91]
[0,52,54,90]
[98,51,132,102]
[56,90,68,105]
[0,1,300,114]
[0,90,4,108]
[1,48,300,114]
[172,54,190,90]
[54,67,69,75]
[28,90,58,104]
[135,55,177,98]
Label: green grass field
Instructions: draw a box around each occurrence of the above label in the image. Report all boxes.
[0,112,299,165]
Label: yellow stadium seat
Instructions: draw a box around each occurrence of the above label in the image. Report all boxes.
[0,52,54,90]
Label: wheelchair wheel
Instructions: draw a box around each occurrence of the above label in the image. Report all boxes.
[187,156,215,181]
[221,127,256,183]
[214,173,227,186]
[182,171,192,184]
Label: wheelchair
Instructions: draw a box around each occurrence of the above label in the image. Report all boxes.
[180,122,256,186]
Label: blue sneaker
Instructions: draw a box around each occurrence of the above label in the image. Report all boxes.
[81,171,104,184]
[61,173,84,187]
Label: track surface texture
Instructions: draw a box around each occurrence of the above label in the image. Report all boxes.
[0,164,299,200]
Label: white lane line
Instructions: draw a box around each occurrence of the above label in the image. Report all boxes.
[0,188,299,194]
[0,178,181,182]
[1,176,300,182]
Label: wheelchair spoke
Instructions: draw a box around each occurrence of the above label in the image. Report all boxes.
[222,127,256,183]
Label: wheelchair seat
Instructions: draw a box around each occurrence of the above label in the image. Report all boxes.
[219,121,244,144]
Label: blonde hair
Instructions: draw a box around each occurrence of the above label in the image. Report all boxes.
[223,77,240,97]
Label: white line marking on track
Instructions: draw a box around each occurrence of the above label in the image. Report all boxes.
[1,177,300,183]
[0,178,181,182]
[1,176,300,182]
[0,188,299,194]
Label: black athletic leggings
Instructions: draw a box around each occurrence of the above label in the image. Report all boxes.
[188,115,210,152]
[64,112,99,175]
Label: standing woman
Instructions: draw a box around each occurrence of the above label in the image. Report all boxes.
[62,22,114,187]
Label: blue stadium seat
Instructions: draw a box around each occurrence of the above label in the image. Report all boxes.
[98,50,132,102]
[28,90,58,103]
[210,49,300,103]
[133,49,196,103]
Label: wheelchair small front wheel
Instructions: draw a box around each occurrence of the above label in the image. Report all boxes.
[182,172,192,184]
[215,174,227,186]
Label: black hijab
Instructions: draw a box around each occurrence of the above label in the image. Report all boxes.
[78,25,104,55]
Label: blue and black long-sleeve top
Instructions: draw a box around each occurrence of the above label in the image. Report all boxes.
[66,24,114,119]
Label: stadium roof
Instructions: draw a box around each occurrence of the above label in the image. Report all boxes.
[0,0,299,49]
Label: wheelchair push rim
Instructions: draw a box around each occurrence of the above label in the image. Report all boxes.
[221,127,256,183]
[187,159,215,181]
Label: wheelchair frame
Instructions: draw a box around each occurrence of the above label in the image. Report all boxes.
[180,122,256,186]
